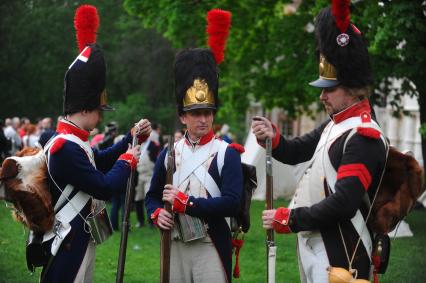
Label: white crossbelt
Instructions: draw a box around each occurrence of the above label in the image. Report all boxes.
[172,138,228,198]
[322,120,385,259]
[172,139,217,187]
[42,134,95,255]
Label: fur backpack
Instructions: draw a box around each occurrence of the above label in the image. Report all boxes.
[0,147,53,233]
[368,147,424,234]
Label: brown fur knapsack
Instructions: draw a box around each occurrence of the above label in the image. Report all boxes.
[0,147,53,233]
[368,147,424,234]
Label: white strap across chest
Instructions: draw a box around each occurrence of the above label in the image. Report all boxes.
[322,120,385,259]
[44,134,95,212]
[42,134,94,253]
[293,117,364,185]
[170,138,228,198]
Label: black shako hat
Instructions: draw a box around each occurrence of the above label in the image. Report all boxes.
[309,2,373,89]
[63,5,113,115]
[174,9,231,116]
[174,48,219,115]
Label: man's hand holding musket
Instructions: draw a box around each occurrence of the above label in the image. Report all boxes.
[132,119,152,143]
[252,116,292,235]
[157,184,179,230]
[252,117,289,233]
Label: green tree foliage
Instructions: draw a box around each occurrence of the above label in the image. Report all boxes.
[124,0,324,138]
[0,0,75,119]
[362,1,426,174]
[0,0,176,132]
[125,0,425,154]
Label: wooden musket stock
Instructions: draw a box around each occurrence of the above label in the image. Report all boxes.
[160,135,174,283]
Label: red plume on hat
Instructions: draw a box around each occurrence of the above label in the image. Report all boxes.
[332,0,350,34]
[74,5,100,52]
[206,9,232,65]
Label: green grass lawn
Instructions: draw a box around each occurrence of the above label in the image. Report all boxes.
[1,200,426,282]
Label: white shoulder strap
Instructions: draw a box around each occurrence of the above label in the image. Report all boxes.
[323,121,387,259]
[42,134,91,253]
[216,140,229,176]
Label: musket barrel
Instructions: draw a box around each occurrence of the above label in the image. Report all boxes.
[116,131,139,283]
[160,135,174,283]
[265,137,276,283]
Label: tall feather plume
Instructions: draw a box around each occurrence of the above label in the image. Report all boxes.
[74,5,100,52]
[332,0,350,33]
[206,9,232,65]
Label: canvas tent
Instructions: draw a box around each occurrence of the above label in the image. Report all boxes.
[242,131,298,200]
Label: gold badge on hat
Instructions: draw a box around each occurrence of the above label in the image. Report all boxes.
[183,79,215,109]
[319,54,338,81]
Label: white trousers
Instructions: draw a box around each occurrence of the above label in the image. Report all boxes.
[170,238,227,283]
[297,232,330,283]
[73,241,96,283]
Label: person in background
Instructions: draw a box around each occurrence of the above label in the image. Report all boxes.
[18,117,30,138]
[219,123,233,143]
[90,127,104,147]
[134,131,160,228]
[22,124,39,148]
[3,117,22,155]
[0,119,11,163]
[173,129,184,142]
[109,134,128,231]
[97,121,118,150]
[151,123,164,148]
[38,117,56,146]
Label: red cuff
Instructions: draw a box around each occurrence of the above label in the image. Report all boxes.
[118,153,137,170]
[272,207,292,234]
[150,208,162,226]
[172,191,189,213]
[131,127,149,144]
[256,123,281,150]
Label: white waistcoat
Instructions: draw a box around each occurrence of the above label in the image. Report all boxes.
[289,117,385,258]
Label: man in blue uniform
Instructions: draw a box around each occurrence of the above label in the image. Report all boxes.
[253,4,387,283]
[145,9,243,283]
[39,5,151,282]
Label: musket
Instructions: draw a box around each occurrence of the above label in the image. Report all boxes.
[265,137,276,283]
[160,135,174,283]
[116,127,139,283]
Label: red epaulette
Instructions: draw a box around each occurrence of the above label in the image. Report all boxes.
[50,138,67,155]
[229,143,245,154]
[357,112,381,139]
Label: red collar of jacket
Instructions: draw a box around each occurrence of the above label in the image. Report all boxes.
[184,129,215,146]
[56,120,90,142]
[332,99,371,124]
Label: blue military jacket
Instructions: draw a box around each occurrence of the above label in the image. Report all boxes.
[41,119,134,282]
